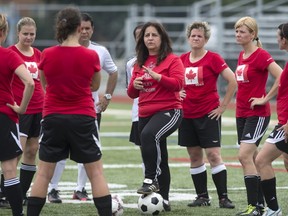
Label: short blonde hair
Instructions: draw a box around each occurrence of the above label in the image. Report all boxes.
[234,16,262,48]
[186,21,211,40]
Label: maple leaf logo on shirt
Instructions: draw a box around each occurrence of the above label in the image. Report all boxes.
[28,64,37,73]
[186,69,196,80]
[25,62,39,80]
[184,66,204,86]
[235,64,249,82]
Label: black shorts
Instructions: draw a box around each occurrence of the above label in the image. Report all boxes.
[266,124,288,153]
[19,113,42,138]
[39,114,102,163]
[178,115,221,148]
[129,121,141,146]
[236,116,270,146]
[0,113,22,161]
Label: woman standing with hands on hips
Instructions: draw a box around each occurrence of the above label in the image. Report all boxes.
[127,21,184,211]
[178,21,237,209]
[234,16,282,216]
[0,13,34,216]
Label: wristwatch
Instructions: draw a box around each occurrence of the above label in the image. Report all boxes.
[104,94,112,100]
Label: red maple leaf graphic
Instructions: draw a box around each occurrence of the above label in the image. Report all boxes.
[28,64,37,73]
[186,69,196,80]
[236,68,243,76]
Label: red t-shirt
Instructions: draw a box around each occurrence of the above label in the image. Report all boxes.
[277,63,288,125]
[127,53,184,117]
[38,46,101,118]
[0,47,25,122]
[235,48,274,117]
[180,51,228,118]
[9,45,44,114]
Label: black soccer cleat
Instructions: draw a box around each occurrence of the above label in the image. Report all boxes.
[137,178,159,195]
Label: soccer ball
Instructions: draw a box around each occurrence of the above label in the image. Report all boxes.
[138,192,164,215]
[111,194,124,216]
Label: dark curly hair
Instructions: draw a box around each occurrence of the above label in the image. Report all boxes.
[55,7,81,43]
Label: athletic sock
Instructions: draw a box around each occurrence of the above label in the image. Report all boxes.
[93,195,112,216]
[20,163,36,198]
[244,175,258,206]
[4,177,23,216]
[257,175,265,207]
[261,177,279,211]
[27,197,46,216]
[211,164,228,200]
[190,164,209,198]
[0,173,5,197]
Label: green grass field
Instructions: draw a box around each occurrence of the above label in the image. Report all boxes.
[2,100,287,216]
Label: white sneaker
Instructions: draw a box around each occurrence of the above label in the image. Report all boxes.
[262,207,282,216]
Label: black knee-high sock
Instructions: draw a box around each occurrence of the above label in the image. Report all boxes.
[244,175,258,206]
[93,195,112,216]
[27,197,46,216]
[257,176,265,206]
[190,166,209,198]
[261,178,279,211]
[0,173,5,197]
[20,163,36,198]
[4,177,23,216]
[212,169,228,200]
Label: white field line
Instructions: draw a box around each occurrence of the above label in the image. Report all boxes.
[103,109,278,127]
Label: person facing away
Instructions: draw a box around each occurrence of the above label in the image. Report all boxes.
[234,16,282,216]
[177,21,237,209]
[254,22,288,216]
[7,17,43,205]
[127,21,184,212]
[0,13,35,216]
[26,7,112,216]
[47,12,118,204]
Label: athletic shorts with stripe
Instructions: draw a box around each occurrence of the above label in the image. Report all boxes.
[178,115,221,148]
[236,116,270,146]
[39,114,102,163]
[0,113,22,161]
[266,124,288,154]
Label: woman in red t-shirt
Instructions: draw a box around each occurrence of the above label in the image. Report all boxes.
[0,13,34,216]
[26,7,111,216]
[178,21,237,209]
[8,17,43,204]
[234,16,282,215]
[255,22,288,216]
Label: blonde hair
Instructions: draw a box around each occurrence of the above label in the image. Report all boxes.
[0,13,8,34]
[17,17,36,32]
[234,16,262,48]
[186,21,211,40]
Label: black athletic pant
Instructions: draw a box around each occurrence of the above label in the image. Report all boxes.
[138,109,182,189]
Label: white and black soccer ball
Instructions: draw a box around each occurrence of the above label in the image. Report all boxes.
[138,192,164,215]
[111,194,124,216]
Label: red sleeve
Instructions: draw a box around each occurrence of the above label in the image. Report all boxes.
[158,56,184,91]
